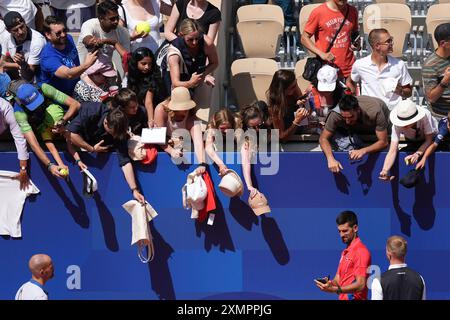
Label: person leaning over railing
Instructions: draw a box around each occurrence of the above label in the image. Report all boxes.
[379,99,437,182]
[319,94,389,174]
[205,108,239,176]
[64,101,146,203]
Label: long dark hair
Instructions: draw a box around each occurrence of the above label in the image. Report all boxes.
[266,69,296,119]
[127,47,168,106]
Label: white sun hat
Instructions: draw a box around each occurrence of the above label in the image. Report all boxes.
[390,99,426,127]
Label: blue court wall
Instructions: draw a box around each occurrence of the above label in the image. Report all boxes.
[0,151,449,300]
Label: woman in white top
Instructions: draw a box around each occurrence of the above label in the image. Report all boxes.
[379,99,438,181]
[119,0,164,53]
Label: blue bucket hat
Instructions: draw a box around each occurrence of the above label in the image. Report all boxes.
[16,83,44,111]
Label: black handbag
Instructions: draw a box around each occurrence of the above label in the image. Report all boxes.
[302,8,350,83]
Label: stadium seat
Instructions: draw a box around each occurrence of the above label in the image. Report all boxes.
[363,3,411,58]
[231,58,278,109]
[294,58,311,93]
[236,4,284,58]
[426,4,450,49]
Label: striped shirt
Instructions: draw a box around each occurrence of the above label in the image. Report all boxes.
[422,52,450,116]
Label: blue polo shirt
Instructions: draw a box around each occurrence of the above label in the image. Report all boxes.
[39,34,80,95]
[434,117,450,145]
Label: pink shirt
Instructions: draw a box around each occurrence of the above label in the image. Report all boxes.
[337,237,371,300]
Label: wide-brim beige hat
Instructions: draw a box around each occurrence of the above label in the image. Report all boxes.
[168,87,196,111]
[219,169,244,197]
[390,99,426,127]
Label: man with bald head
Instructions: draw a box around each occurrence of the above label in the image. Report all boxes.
[15,254,54,300]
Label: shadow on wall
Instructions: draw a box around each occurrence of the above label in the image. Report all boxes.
[39,159,90,229]
[229,197,259,230]
[148,222,176,300]
[413,155,436,230]
[356,153,380,195]
[390,157,412,237]
[195,198,236,253]
[94,192,119,252]
[333,172,350,195]
[261,214,290,266]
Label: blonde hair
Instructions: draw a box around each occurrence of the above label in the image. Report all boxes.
[209,108,236,130]
[179,18,202,36]
[387,235,407,259]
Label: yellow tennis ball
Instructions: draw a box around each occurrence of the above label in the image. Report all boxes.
[135,21,151,34]
[59,168,69,176]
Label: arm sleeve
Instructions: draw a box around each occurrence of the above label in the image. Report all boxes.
[209,7,222,23]
[4,103,29,160]
[350,61,361,83]
[116,139,131,167]
[27,35,46,66]
[14,108,33,134]
[303,7,319,36]
[40,83,69,106]
[371,278,383,300]
[390,125,400,142]
[324,111,341,133]
[434,118,448,144]
[422,63,438,93]
[66,114,83,133]
[354,248,371,277]
[399,61,413,86]
[375,108,389,131]
[40,50,63,75]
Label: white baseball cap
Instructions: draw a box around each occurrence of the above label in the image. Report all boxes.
[317,65,338,92]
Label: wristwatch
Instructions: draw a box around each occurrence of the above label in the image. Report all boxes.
[20,166,27,171]
[336,285,342,295]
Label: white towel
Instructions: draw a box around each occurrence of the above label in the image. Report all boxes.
[0,171,40,237]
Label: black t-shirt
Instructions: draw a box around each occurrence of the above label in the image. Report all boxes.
[175,0,221,35]
[67,102,131,167]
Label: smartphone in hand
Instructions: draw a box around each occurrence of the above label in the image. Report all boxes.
[315,276,330,284]
[197,65,206,74]
[351,31,361,46]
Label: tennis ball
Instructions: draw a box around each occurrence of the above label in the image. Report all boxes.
[135,21,151,34]
[59,168,69,176]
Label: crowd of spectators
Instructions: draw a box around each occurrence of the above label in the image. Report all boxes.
[0,0,449,300]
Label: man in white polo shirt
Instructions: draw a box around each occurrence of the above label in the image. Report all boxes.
[347,28,413,111]
[15,254,54,300]
[0,11,46,82]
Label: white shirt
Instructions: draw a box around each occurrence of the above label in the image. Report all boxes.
[15,281,47,300]
[0,98,29,160]
[50,0,96,10]
[391,107,438,142]
[351,55,413,110]
[1,28,46,66]
[119,0,163,53]
[77,18,131,65]
[371,263,426,300]
[0,171,40,238]
[0,0,37,28]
